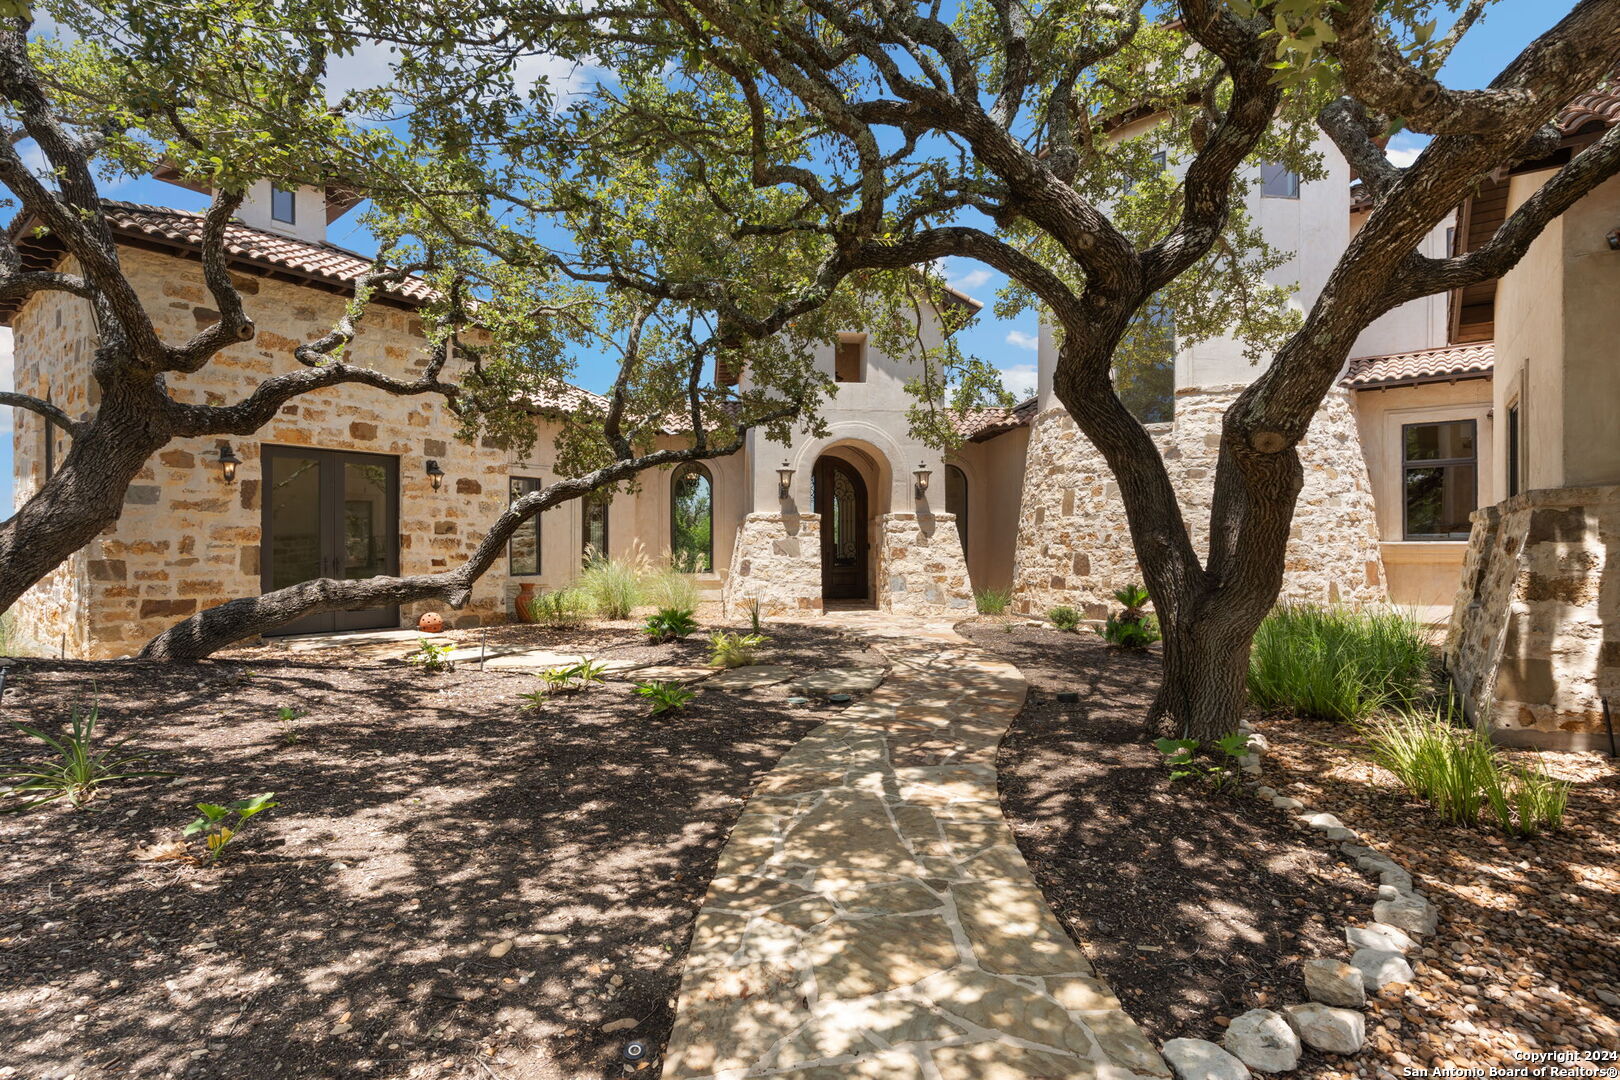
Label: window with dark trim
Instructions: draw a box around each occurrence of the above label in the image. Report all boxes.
[582,493,610,564]
[1260,162,1300,199]
[270,185,297,224]
[834,339,865,383]
[945,465,968,558]
[508,476,542,575]
[1402,419,1478,540]
[1506,403,1521,498]
[42,393,55,480]
[671,462,714,573]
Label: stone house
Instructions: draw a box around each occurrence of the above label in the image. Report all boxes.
[7,86,1619,748]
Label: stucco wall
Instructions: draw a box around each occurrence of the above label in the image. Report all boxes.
[1446,485,1620,749]
[1494,173,1568,492]
[949,425,1030,594]
[1012,386,1385,619]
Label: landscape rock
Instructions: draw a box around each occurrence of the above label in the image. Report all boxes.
[1350,947,1415,990]
[1344,922,1416,954]
[1222,1009,1301,1074]
[1373,892,1436,935]
[1253,786,1277,800]
[1302,812,1345,831]
[788,667,886,696]
[1162,1037,1251,1080]
[1282,1003,1366,1055]
[1271,797,1305,811]
[1302,958,1366,1007]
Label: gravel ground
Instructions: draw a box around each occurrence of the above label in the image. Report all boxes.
[1257,715,1620,1078]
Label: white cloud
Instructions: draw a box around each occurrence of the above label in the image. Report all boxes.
[996,363,1037,400]
[950,267,992,291]
[1005,329,1039,351]
[928,257,995,298]
[1386,133,1431,168]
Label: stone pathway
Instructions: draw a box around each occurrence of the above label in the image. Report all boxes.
[662,615,1170,1080]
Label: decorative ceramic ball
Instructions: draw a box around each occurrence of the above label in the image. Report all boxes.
[417,612,445,634]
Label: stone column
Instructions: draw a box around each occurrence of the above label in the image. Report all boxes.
[874,512,974,616]
[721,513,824,617]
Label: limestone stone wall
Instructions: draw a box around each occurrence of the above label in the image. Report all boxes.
[1012,386,1386,619]
[722,513,824,617]
[7,247,541,658]
[874,512,974,616]
[1445,485,1620,748]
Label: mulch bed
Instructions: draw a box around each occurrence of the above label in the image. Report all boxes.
[1259,714,1620,1077]
[0,624,882,1080]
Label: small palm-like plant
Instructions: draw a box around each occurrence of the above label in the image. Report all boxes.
[636,680,696,715]
[708,631,766,669]
[644,608,699,643]
[1,705,170,812]
[1101,583,1160,649]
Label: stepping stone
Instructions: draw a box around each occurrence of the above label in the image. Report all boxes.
[616,664,712,684]
[706,664,795,690]
[1223,1009,1301,1074]
[481,650,640,672]
[788,666,886,696]
[1163,1037,1252,1080]
[805,913,959,998]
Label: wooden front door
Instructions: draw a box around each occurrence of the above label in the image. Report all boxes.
[813,456,869,601]
[261,446,400,635]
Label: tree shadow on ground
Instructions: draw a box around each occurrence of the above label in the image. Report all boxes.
[0,624,876,1080]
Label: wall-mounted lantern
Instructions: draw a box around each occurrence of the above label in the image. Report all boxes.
[913,463,932,497]
[425,459,445,491]
[216,441,241,483]
[777,459,795,499]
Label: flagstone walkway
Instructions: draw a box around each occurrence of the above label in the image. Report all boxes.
[663,615,1170,1080]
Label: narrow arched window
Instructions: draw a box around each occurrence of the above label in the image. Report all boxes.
[671,462,714,573]
[945,465,968,558]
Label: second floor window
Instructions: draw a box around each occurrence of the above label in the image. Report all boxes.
[270,185,296,224]
[835,339,865,383]
[1403,419,1478,540]
[1260,163,1300,199]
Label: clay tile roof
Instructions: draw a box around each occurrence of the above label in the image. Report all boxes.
[1342,341,1494,389]
[98,200,438,304]
[1554,82,1620,137]
[953,395,1038,441]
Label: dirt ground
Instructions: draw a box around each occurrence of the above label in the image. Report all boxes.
[0,623,883,1080]
[957,620,1379,1061]
[959,618,1620,1078]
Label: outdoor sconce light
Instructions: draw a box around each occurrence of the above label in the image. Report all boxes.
[216,441,240,483]
[425,459,445,491]
[1608,228,1620,252]
[913,463,932,497]
[777,459,795,499]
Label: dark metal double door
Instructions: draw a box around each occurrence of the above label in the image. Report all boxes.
[262,446,400,635]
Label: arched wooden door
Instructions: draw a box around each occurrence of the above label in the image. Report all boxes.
[813,456,869,601]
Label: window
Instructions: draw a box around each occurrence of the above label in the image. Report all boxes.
[1402,419,1478,540]
[1114,303,1175,423]
[582,493,610,564]
[945,465,968,558]
[42,393,55,480]
[508,477,542,576]
[1260,162,1300,199]
[671,462,714,573]
[834,339,865,383]
[270,185,296,224]
[1507,403,1521,498]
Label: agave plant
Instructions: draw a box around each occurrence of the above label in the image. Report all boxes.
[1,705,170,812]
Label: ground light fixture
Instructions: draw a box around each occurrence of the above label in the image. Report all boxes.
[425,459,445,491]
[777,460,795,499]
[216,441,240,483]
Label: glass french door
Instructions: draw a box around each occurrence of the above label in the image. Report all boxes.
[813,456,869,601]
[262,446,400,635]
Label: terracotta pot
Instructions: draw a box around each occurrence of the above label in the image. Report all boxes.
[417,612,445,634]
[515,582,539,623]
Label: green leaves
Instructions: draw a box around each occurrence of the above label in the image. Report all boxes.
[182,792,278,862]
[1,704,169,813]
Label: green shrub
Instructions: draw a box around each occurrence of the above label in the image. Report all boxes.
[709,630,766,669]
[746,598,763,635]
[642,566,700,612]
[1155,731,1251,790]
[276,705,306,745]
[1047,606,1081,631]
[578,556,642,619]
[1362,705,1569,834]
[636,680,696,715]
[1,704,170,812]
[1101,584,1159,648]
[405,639,456,673]
[1248,603,1431,722]
[644,608,699,643]
[183,793,278,863]
[532,587,592,628]
[974,587,1013,616]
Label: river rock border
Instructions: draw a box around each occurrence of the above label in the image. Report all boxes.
[1159,721,1440,1079]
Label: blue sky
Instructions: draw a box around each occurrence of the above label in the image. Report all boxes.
[0,1,1581,515]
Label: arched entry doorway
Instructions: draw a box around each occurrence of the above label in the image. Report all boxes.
[813,455,869,601]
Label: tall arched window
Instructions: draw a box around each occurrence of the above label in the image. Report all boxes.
[671,462,714,573]
[945,465,968,558]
